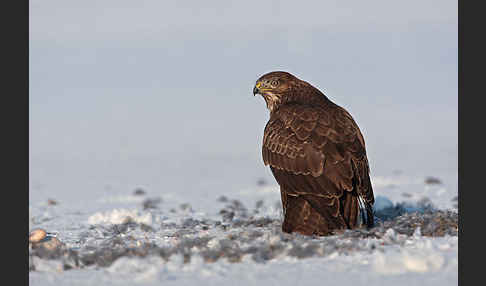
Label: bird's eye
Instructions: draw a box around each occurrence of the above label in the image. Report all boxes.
[271,80,279,86]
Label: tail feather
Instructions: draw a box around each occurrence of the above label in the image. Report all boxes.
[281,189,370,236]
[340,190,360,229]
[281,194,332,236]
[281,191,348,236]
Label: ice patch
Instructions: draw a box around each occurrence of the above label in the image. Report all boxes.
[373,195,394,211]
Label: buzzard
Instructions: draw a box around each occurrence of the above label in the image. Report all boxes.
[253,71,374,236]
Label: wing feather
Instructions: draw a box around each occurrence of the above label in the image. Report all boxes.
[263,103,374,218]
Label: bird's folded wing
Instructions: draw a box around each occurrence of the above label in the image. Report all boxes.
[262,104,374,205]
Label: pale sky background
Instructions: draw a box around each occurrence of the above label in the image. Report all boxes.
[29,0,457,204]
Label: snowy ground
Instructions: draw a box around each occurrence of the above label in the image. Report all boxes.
[29,170,458,286]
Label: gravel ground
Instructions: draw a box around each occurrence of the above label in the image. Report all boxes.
[29,196,458,272]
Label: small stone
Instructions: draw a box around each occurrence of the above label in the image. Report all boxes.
[231,200,245,210]
[142,197,162,209]
[29,229,47,243]
[425,176,442,185]
[217,196,228,203]
[121,216,136,225]
[47,199,58,205]
[133,188,146,196]
[256,178,267,186]
[183,253,191,264]
[182,218,200,228]
[220,209,235,222]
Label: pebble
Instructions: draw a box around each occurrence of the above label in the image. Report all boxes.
[217,195,228,203]
[425,176,442,185]
[256,178,267,186]
[142,197,162,209]
[133,188,146,196]
[47,199,58,206]
[29,229,47,243]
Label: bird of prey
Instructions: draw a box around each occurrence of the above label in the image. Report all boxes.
[253,71,374,236]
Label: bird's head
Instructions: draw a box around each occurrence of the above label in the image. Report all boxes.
[253,71,329,112]
[253,71,297,112]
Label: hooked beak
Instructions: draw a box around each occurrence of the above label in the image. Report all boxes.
[253,81,262,96]
[253,85,259,96]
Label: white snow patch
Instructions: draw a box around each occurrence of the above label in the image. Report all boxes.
[87,209,154,225]
[372,247,445,274]
[106,256,166,283]
[96,195,146,204]
[372,236,456,275]
[31,257,64,273]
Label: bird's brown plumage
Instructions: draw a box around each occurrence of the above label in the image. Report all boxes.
[254,71,374,236]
